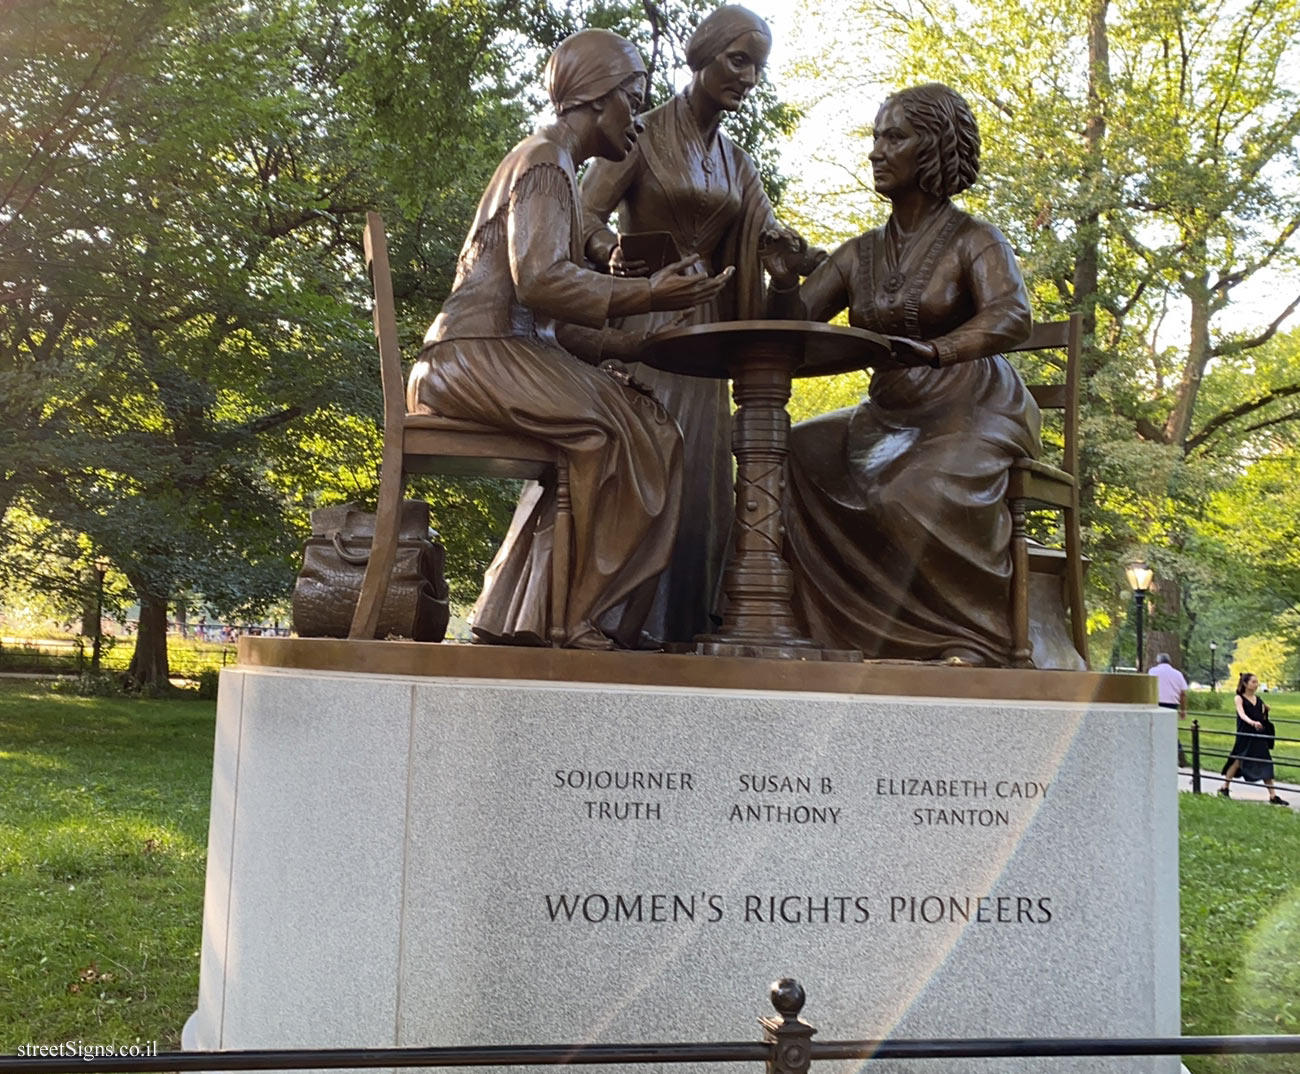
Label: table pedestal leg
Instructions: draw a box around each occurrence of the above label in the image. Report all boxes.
[695,345,860,662]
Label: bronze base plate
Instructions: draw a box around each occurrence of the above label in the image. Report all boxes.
[239,637,1154,705]
[694,637,863,662]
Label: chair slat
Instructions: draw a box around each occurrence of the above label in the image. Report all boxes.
[1029,385,1068,410]
[1006,320,1070,351]
[404,455,554,481]
[404,431,557,466]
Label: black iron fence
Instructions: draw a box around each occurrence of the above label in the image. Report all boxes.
[0,637,235,679]
[0,637,88,674]
[3,981,1300,1074]
[1182,709,1300,798]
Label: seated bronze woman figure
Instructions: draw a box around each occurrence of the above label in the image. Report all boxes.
[407,30,729,650]
[763,83,1040,666]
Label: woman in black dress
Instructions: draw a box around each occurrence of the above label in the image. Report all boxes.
[1219,672,1288,805]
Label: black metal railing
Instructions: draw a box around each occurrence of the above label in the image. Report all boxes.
[0,637,86,674]
[0,637,235,679]
[4,980,1300,1074]
[1187,708,1300,727]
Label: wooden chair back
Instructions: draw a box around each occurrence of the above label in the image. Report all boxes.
[1003,313,1082,481]
[363,211,409,456]
[1003,313,1088,669]
[348,212,571,645]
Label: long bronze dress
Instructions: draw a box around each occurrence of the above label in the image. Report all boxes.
[782,201,1040,664]
[407,127,683,649]
[580,93,777,643]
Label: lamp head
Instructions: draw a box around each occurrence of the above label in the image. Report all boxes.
[1125,563,1153,593]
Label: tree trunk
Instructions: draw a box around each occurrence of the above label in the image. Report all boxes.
[80,568,99,637]
[1072,0,1109,347]
[1147,629,1182,671]
[126,588,171,691]
[1073,0,1110,533]
[1165,270,1212,450]
[0,477,18,533]
[1148,575,1183,670]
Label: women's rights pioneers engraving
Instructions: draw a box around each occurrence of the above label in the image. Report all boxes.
[406,29,730,650]
[581,5,820,646]
[541,891,1054,926]
[763,83,1040,667]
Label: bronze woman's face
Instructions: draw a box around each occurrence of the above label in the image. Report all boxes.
[696,31,770,112]
[594,76,646,161]
[869,100,922,198]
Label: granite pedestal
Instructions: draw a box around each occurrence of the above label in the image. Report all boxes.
[185,645,1176,1074]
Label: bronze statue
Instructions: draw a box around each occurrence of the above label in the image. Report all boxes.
[406,29,730,650]
[580,5,817,646]
[762,83,1040,666]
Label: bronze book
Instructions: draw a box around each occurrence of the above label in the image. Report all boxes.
[618,231,682,273]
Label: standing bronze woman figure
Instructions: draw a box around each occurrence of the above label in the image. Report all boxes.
[580,4,815,646]
[764,83,1040,665]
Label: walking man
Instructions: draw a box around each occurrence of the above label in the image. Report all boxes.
[1150,652,1189,767]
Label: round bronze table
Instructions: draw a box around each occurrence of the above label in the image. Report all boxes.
[638,319,891,660]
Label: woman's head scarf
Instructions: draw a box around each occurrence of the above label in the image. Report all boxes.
[685,5,771,72]
[545,29,647,114]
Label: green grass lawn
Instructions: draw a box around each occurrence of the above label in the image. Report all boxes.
[2,679,1299,1068]
[0,681,212,1050]
[1180,791,1300,1073]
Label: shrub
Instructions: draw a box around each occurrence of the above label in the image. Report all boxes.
[196,668,220,700]
[1189,689,1227,713]
[48,671,126,698]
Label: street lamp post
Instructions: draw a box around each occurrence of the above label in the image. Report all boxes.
[91,557,109,673]
[1210,640,1218,692]
[1125,562,1154,672]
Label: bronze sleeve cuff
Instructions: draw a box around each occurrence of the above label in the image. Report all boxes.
[932,337,958,368]
[611,277,653,317]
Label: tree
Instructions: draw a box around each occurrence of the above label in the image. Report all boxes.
[3,0,384,685]
[1228,634,1292,687]
[1,0,540,685]
[1185,380,1300,650]
[0,507,128,637]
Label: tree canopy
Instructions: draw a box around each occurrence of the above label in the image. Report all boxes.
[1,0,528,682]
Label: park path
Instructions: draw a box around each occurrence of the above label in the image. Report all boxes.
[1178,766,1300,810]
